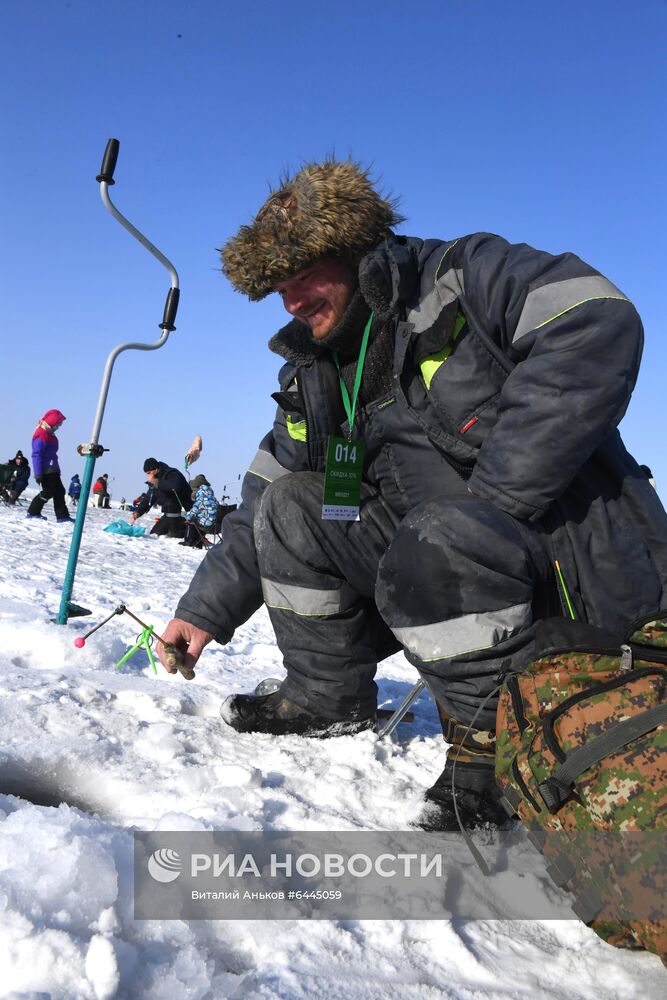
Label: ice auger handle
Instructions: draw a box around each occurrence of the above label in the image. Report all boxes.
[160,287,180,331]
[161,641,195,681]
[96,138,120,185]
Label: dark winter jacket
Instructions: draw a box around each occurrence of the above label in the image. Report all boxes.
[176,232,667,642]
[134,463,193,517]
[68,475,81,499]
[6,456,30,492]
[132,487,154,511]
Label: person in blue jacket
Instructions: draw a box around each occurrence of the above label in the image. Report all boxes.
[26,409,73,522]
[68,473,81,506]
[181,474,219,548]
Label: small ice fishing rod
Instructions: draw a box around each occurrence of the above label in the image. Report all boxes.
[73,603,195,680]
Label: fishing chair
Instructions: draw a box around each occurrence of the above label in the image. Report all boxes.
[0,464,15,506]
[189,502,237,547]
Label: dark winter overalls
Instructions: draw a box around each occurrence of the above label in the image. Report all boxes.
[176,233,667,733]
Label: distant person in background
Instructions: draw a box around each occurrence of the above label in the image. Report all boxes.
[180,474,219,547]
[119,497,127,510]
[93,473,111,508]
[68,473,81,506]
[2,450,31,503]
[130,458,193,537]
[640,464,657,489]
[26,409,73,523]
[185,435,203,469]
[131,485,153,513]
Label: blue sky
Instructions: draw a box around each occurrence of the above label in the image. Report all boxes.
[1,0,666,503]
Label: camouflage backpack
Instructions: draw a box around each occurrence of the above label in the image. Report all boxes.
[495,613,667,964]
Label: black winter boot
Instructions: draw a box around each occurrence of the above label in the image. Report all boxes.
[413,700,514,831]
[220,681,375,738]
[416,755,514,831]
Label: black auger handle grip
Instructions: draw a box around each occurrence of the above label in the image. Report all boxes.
[96,138,120,185]
[160,286,180,331]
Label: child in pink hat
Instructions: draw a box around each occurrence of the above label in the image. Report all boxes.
[26,409,73,523]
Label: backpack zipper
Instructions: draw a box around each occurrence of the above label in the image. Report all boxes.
[511,756,542,814]
[623,608,667,638]
[507,674,530,734]
[623,610,667,663]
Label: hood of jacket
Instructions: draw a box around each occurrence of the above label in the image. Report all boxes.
[40,409,66,429]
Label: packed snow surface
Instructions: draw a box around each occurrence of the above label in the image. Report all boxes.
[0,500,664,998]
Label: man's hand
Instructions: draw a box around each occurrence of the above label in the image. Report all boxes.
[185,435,203,468]
[35,476,42,485]
[129,513,138,524]
[157,618,214,677]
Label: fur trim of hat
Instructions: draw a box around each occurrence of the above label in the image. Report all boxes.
[189,474,209,490]
[221,160,404,300]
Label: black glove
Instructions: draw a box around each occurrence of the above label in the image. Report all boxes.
[35,475,43,485]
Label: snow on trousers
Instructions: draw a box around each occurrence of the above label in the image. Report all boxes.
[255,471,560,729]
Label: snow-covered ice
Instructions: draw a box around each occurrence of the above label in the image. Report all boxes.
[0,498,665,998]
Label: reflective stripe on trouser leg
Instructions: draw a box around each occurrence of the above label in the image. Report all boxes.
[261,578,357,617]
[255,471,401,720]
[376,495,559,729]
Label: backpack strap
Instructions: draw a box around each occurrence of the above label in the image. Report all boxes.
[538,703,667,812]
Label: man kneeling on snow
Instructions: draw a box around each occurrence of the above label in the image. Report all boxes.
[131,458,192,538]
[159,160,667,830]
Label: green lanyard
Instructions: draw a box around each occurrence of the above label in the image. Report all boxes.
[332,311,373,440]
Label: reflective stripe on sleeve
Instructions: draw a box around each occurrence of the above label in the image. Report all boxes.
[248,450,291,484]
[261,578,355,617]
[513,276,628,344]
[408,266,465,333]
[391,602,531,662]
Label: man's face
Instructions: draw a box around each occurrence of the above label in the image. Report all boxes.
[145,469,159,486]
[274,257,357,339]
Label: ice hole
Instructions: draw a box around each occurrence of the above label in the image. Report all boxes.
[0,760,99,813]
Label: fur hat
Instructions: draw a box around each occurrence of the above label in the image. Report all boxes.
[189,474,209,491]
[221,160,404,300]
[143,458,159,473]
